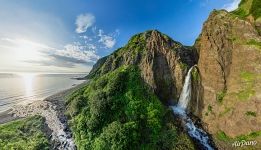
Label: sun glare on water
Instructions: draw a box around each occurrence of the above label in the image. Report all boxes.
[18,73,37,98]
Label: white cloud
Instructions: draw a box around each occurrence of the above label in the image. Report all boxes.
[75,13,95,33]
[223,0,240,12]
[98,29,116,49]
[75,13,119,49]
[55,43,100,63]
[0,36,101,73]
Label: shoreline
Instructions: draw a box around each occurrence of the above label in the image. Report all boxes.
[0,80,88,149]
[0,80,88,124]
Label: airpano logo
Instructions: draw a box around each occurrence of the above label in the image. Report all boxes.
[232,140,257,147]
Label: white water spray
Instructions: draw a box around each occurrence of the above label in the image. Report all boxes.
[171,66,214,150]
[177,67,193,109]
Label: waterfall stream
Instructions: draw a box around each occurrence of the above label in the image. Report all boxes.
[171,67,214,150]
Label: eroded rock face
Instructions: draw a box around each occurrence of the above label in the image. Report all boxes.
[87,30,197,104]
[195,9,261,144]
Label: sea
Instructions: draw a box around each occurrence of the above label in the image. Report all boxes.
[0,73,86,113]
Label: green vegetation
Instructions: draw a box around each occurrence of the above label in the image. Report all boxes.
[231,0,252,19]
[216,130,261,142]
[0,116,50,150]
[208,105,213,112]
[216,131,230,141]
[237,88,255,101]
[245,111,257,117]
[205,105,213,116]
[236,71,256,101]
[66,66,195,150]
[236,130,261,141]
[218,107,233,117]
[180,63,188,70]
[250,0,261,19]
[232,8,249,19]
[247,39,261,49]
[216,90,226,103]
[191,68,199,81]
[240,71,255,81]
[231,0,261,20]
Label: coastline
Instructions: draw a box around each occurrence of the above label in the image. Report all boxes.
[0,80,88,149]
[0,80,88,124]
[0,109,16,124]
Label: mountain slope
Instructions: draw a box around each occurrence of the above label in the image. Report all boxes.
[66,31,197,149]
[67,1,261,149]
[86,30,197,105]
[67,66,195,149]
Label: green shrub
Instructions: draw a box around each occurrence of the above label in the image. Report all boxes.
[250,0,261,19]
[191,69,199,81]
[0,116,49,150]
[216,90,226,103]
[216,131,230,141]
[245,111,257,117]
[66,66,194,150]
[208,105,212,112]
[247,39,261,49]
[232,8,248,19]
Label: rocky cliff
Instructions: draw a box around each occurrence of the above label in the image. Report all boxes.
[87,30,198,105]
[195,0,261,148]
[82,1,261,149]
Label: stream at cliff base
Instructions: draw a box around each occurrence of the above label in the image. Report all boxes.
[171,67,214,150]
[171,106,214,150]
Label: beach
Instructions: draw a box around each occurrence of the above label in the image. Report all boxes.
[0,81,88,149]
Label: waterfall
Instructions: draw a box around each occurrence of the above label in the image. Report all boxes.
[171,66,215,150]
[177,67,193,109]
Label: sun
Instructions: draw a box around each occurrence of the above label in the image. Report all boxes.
[14,39,47,61]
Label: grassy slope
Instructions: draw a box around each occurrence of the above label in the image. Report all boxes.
[231,0,261,20]
[66,66,195,150]
[0,116,50,150]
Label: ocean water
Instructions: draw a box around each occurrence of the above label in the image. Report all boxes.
[0,73,86,113]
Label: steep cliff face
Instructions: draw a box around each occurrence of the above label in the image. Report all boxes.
[87,30,197,104]
[195,0,261,148]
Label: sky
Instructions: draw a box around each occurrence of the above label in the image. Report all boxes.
[0,0,240,73]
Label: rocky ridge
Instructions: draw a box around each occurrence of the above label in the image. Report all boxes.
[86,30,198,105]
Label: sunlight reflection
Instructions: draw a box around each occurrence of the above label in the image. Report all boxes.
[19,73,36,98]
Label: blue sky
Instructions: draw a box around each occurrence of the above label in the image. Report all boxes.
[0,0,240,73]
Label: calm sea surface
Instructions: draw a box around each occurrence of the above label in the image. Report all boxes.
[0,73,86,113]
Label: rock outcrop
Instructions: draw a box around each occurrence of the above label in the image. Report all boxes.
[87,30,197,104]
[194,0,261,148]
